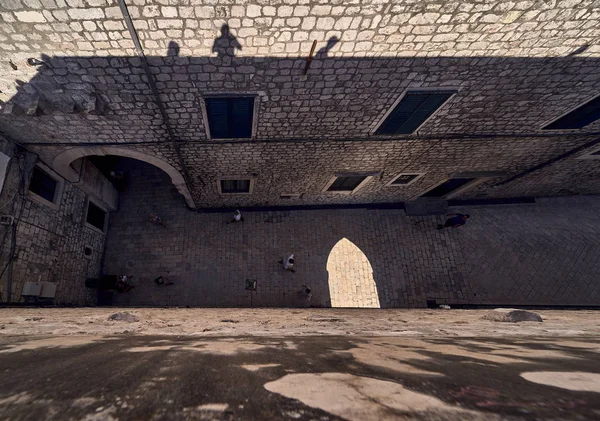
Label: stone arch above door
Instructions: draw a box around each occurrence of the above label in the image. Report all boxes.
[51,146,196,209]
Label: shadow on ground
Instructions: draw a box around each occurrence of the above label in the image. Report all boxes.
[1,335,599,420]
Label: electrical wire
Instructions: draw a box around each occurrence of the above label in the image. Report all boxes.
[0,151,24,251]
[0,151,28,302]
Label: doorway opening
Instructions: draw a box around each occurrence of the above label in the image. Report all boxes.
[51,147,196,209]
[420,177,476,198]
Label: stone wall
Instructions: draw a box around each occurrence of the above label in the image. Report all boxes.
[0,0,598,209]
[0,136,105,305]
[177,135,600,207]
[1,0,598,58]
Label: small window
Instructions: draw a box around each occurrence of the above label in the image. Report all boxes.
[324,173,377,194]
[420,177,476,198]
[86,201,106,232]
[543,95,600,130]
[205,96,255,139]
[375,90,457,135]
[328,175,367,192]
[219,179,252,194]
[387,173,425,186]
[29,166,58,203]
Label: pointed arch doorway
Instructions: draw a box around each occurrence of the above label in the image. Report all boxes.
[327,238,381,308]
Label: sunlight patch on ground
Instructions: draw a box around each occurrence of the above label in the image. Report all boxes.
[521,371,600,393]
[327,238,380,308]
[264,373,489,421]
[126,339,267,355]
[0,336,107,353]
[241,364,281,372]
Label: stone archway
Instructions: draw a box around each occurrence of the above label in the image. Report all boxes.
[51,146,196,209]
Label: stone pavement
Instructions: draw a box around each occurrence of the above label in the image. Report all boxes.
[103,160,600,308]
[3,335,600,421]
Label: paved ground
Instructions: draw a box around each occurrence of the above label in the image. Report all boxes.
[2,308,599,338]
[1,334,600,421]
[103,160,600,307]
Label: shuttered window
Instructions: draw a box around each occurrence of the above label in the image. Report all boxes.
[376,90,456,135]
[220,179,251,194]
[29,166,57,203]
[543,96,600,130]
[86,201,106,231]
[390,174,421,186]
[205,97,255,139]
[328,175,367,192]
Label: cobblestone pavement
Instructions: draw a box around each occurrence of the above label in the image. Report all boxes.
[103,160,600,308]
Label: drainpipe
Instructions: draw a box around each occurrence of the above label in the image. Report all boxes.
[116,0,196,204]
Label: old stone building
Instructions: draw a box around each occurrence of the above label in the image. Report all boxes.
[0,0,599,305]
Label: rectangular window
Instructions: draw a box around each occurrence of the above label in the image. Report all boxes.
[29,166,58,203]
[205,96,255,139]
[543,96,600,130]
[420,177,476,198]
[375,90,457,135]
[86,201,106,232]
[328,175,368,192]
[388,173,425,186]
[220,179,251,194]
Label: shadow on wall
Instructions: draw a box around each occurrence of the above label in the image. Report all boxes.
[0,33,598,210]
[0,30,598,147]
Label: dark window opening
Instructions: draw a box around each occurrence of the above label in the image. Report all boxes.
[29,167,57,203]
[205,96,254,139]
[220,179,251,194]
[245,279,257,291]
[420,177,476,198]
[376,90,456,135]
[86,201,106,231]
[328,175,368,192]
[543,96,600,130]
[391,174,420,185]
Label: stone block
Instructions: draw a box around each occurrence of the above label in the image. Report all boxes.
[162,7,178,18]
[143,6,160,17]
[247,5,261,17]
[2,102,24,116]
[157,19,183,29]
[15,11,46,22]
[80,92,107,115]
[278,6,293,17]
[409,13,440,25]
[70,8,104,20]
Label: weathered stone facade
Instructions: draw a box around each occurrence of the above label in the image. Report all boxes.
[0,0,599,209]
[0,136,105,304]
[0,1,599,304]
